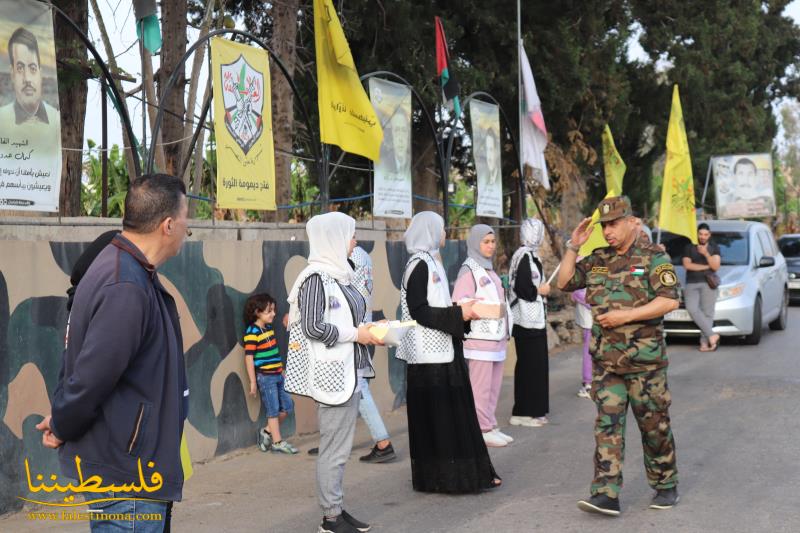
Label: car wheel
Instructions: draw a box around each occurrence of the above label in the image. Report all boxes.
[769,288,789,331]
[744,295,763,345]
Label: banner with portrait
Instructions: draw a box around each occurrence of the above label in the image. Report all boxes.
[712,153,775,219]
[210,38,276,210]
[0,0,61,212]
[369,78,412,218]
[470,99,503,218]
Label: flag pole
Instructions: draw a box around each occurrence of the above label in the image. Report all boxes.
[517,0,523,217]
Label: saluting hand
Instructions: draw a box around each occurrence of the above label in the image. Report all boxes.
[596,310,631,329]
[570,217,595,248]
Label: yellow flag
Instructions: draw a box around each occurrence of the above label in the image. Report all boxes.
[315,0,383,160]
[659,85,698,244]
[180,431,193,481]
[210,38,276,210]
[579,125,626,256]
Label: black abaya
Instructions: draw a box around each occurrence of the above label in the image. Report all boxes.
[405,260,498,493]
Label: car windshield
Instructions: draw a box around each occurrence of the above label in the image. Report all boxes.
[778,236,800,257]
[660,230,749,266]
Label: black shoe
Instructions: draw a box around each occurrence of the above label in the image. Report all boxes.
[318,514,359,533]
[308,447,319,456]
[649,487,679,510]
[341,510,371,532]
[577,494,621,517]
[359,443,396,463]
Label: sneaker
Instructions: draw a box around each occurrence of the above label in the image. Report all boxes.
[271,440,299,454]
[577,494,621,517]
[319,514,359,533]
[577,384,591,399]
[649,488,679,510]
[535,416,549,425]
[492,429,514,443]
[509,416,544,427]
[257,428,271,452]
[483,430,508,447]
[308,447,319,456]
[341,510,371,532]
[359,443,397,463]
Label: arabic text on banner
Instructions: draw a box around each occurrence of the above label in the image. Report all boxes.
[713,153,775,219]
[369,77,412,218]
[470,99,503,219]
[0,1,62,212]
[210,37,276,210]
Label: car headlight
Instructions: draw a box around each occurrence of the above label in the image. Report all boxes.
[718,283,746,301]
[790,272,797,280]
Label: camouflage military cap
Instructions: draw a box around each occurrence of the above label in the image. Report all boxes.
[596,195,633,223]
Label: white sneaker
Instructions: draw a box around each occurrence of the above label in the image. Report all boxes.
[577,384,591,399]
[483,430,508,447]
[492,429,514,443]
[509,416,544,427]
[535,416,549,425]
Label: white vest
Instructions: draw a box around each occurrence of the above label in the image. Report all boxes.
[509,251,547,330]
[284,271,363,405]
[396,252,455,364]
[461,257,512,341]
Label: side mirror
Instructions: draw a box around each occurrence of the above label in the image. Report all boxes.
[758,256,776,268]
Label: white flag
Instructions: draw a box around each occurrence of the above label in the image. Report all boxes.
[519,42,550,190]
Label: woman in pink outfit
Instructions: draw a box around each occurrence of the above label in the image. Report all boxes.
[452,225,513,448]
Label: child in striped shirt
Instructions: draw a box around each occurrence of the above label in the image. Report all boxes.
[243,293,298,454]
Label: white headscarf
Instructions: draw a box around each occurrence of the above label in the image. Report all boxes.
[404,211,444,254]
[520,218,545,257]
[287,212,355,322]
[511,217,546,282]
[466,224,495,270]
[403,211,448,286]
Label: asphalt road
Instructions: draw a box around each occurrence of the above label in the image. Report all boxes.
[4,308,799,532]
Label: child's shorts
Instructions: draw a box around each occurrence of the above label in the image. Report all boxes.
[256,372,294,418]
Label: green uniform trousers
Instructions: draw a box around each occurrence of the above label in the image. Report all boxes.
[590,365,678,498]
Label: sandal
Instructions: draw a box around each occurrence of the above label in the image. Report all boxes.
[490,477,503,488]
[707,335,720,351]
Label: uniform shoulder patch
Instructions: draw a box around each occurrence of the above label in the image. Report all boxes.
[654,263,674,275]
[659,270,678,286]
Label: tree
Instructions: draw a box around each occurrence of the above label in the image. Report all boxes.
[632,0,800,214]
[54,0,89,216]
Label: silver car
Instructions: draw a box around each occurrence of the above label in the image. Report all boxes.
[660,220,789,344]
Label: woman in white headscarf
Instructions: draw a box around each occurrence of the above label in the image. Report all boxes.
[397,212,501,493]
[452,224,512,448]
[284,212,382,533]
[507,217,551,427]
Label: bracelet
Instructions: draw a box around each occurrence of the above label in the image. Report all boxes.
[565,239,580,253]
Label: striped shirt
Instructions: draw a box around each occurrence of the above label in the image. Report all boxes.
[243,324,282,374]
[299,274,369,370]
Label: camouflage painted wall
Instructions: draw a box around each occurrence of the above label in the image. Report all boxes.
[0,228,469,515]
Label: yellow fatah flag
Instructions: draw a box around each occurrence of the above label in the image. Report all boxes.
[180,431,193,481]
[658,85,698,244]
[578,125,626,256]
[315,0,383,160]
[210,38,276,210]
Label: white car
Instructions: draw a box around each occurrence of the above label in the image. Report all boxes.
[660,220,789,345]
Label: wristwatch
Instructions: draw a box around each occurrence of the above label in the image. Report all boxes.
[565,239,580,253]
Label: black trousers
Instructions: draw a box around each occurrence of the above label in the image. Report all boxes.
[512,331,549,418]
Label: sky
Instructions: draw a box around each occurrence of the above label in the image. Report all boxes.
[81,1,800,161]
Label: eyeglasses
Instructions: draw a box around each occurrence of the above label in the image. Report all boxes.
[186,228,193,237]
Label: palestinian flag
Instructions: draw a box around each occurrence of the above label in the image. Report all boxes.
[435,16,461,117]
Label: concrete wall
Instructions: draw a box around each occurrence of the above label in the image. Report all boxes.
[0,217,498,515]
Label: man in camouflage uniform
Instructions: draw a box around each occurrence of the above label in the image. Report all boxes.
[557,196,681,516]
